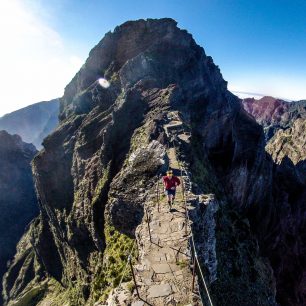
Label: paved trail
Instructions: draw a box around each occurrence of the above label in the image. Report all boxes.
[106,113,204,306]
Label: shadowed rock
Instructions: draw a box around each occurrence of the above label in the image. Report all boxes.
[0,131,38,303]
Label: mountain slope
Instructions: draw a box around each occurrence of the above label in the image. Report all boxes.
[3,18,306,306]
[242,96,306,140]
[0,131,38,304]
[0,99,60,148]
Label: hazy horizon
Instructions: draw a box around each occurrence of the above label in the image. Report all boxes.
[1,0,306,116]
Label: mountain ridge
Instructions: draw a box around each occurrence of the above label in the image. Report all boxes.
[2,18,305,306]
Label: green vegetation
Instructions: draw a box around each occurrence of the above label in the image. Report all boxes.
[10,283,47,306]
[110,72,120,83]
[92,163,111,205]
[122,125,149,169]
[129,126,149,153]
[91,224,137,303]
[47,222,137,305]
[126,281,135,293]
[32,278,87,306]
[176,259,188,269]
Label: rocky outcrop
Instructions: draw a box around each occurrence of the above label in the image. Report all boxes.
[3,18,306,306]
[266,118,306,184]
[242,96,306,141]
[0,99,60,149]
[266,118,305,165]
[0,131,38,303]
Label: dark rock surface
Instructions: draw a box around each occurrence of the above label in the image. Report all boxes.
[242,96,306,141]
[0,131,38,304]
[3,18,306,306]
[0,99,60,149]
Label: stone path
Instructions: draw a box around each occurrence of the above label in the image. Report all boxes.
[106,112,203,305]
[131,144,202,306]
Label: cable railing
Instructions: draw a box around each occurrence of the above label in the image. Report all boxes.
[172,139,214,306]
[109,136,213,306]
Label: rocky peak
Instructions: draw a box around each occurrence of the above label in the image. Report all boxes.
[60,18,226,119]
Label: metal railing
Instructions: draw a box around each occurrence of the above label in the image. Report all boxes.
[113,139,214,306]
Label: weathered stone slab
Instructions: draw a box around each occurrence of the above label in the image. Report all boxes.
[131,301,144,306]
[147,283,172,298]
[152,263,171,273]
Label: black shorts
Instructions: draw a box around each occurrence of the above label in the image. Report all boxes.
[165,189,176,196]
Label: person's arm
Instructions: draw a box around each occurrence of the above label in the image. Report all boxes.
[175,177,181,186]
[162,177,167,188]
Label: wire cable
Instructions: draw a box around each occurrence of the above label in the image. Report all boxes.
[173,141,214,306]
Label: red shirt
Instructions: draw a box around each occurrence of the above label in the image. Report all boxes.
[163,176,180,190]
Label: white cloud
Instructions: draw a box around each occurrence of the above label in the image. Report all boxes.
[228,74,306,102]
[0,0,85,116]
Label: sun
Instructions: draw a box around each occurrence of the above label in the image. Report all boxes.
[98,78,110,89]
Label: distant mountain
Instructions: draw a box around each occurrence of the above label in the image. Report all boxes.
[242,96,306,141]
[0,99,60,148]
[0,131,38,303]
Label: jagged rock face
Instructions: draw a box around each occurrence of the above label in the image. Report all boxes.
[199,99,306,304]
[0,99,60,149]
[0,131,38,302]
[3,18,306,306]
[242,96,306,141]
[266,118,305,168]
[242,97,306,305]
[264,118,306,304]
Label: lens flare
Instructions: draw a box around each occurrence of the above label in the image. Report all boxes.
[98,78,110,88]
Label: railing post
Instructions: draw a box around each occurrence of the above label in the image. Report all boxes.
[181,176,188,237]
[128,255,140,299]
[191,254,197,292]
[157,176,160,212]
[145,207,152,243]
[185,203,188,236]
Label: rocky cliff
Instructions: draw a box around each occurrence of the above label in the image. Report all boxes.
[242,96,306,141]
[0,131,38,304]
[266,118,306,182]
[0,99,60,149]
[3,18,306,306]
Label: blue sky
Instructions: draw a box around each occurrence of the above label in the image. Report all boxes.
[0,0,305,115]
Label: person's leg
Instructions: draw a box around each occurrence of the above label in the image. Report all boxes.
[168,190,176,211]
[172,189,176,205]
[166,190,172,209]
